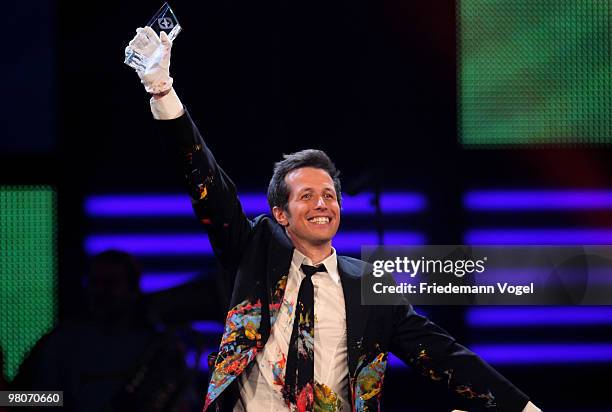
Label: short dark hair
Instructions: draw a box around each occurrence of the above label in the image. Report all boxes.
[267,149,342,212]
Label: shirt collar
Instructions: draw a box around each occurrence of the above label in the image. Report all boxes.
[291,247,340,285]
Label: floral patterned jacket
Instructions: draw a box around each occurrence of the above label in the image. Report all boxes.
[156,110,531,412]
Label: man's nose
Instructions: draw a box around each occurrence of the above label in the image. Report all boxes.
[315,196,327,209]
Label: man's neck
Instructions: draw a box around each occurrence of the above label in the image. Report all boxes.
[288,235,333,265]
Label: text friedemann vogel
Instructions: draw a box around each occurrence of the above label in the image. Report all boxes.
[373,282,534,296]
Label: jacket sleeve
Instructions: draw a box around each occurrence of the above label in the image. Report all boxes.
[390,305,530,412]
[155,109,254,275]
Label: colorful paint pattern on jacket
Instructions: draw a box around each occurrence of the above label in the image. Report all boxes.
[313,382,343,412]
[352,351,388,412]
[411,344,497,409]
[204,298,263,410]
[270,275,288,325]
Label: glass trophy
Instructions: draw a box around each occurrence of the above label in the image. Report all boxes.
[124,2,182,71]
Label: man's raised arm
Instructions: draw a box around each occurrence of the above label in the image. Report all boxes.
[126,27,253,274]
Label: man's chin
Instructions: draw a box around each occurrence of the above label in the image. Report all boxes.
[288,227,338,247]
[308,233,336,246]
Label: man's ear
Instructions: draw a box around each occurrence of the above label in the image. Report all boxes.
[272,206,289,226]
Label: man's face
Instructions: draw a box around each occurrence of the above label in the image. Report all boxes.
[273,167,341,247]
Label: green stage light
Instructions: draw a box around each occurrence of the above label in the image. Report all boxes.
[459,0,611,146]
[0,186,57,381]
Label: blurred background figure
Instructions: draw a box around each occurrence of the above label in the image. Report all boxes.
[11,250,193,412]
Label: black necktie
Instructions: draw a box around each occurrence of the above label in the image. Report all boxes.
[282,263,327,410]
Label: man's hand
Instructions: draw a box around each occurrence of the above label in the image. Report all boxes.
[126,27,174,95]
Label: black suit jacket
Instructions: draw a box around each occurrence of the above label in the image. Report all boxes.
[156,110,530,412]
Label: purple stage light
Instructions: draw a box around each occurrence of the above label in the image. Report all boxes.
[85,234,214,255]
[466,307,612,327]
[191,321,224,334]
[376,231,426,247]
[236,193,269,214]
[140,272,200,293]
[85,195,193,217]
[345,192,427,214]
[185,349,215,372]
[85,231,425,256]
[465,229,612,245]
[388,353,407,368]
[382,193,427,212]
[469,344,612,364]
[465,190,612,211]
[85,192,425,217]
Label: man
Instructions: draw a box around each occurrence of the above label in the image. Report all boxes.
[126,27,541,412]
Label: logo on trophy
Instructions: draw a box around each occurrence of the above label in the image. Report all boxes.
[124,2,182,71]
[157,17,175,30]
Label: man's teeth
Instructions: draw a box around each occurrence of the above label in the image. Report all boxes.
[309,217,330,224]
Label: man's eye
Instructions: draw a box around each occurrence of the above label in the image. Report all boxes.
[302,194,311,200]
[324,193,334,199]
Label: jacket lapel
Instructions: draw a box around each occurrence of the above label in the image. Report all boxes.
[338,256,370,378]
[266,222,294,326]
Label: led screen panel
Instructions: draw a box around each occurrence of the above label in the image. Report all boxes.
[459,1,611,146]
[0,186,57,381]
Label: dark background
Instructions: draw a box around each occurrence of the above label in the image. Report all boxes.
[2,0,611,410]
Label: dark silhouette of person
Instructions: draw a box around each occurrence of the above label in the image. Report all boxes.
[12,250,190,412]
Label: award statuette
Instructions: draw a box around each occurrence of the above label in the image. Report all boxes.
[124,2,182,71]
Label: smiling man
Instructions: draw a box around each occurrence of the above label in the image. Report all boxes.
[127,27,541,412]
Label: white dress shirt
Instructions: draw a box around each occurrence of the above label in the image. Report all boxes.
[235,248,350,412]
